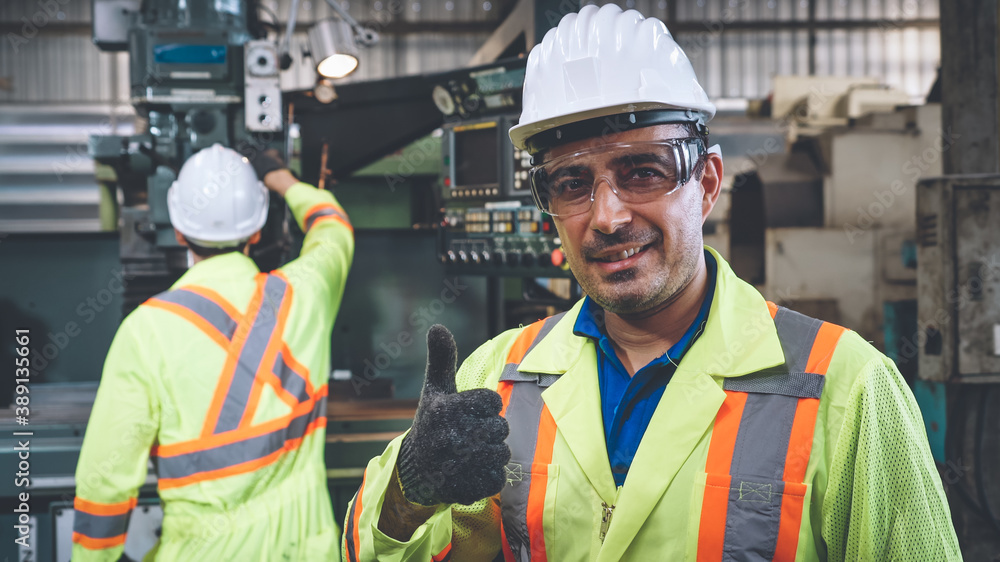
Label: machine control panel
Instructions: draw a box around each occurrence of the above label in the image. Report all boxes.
[245,40,283,132]
[440,115,532,201]
[439,203,569,276]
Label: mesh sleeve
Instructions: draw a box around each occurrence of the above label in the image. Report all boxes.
[821,356,961,561]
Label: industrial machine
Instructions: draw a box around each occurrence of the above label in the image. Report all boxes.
[88,0,289,313]
[431,59,577,334]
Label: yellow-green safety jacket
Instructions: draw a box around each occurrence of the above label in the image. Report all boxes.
[73,182,353,561]
[343,246,960,561]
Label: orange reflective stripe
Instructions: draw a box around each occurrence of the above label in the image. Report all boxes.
[157,415,326,490]
[782,398,820,483]
[201,274,267,437]
[304,202,352,233]
[704,391,748,474]
[432,542,452,561]
[696,473,732,562]
[145,298,231,349]
[73,531,127,550]
[352,475,365,562]
[773,482,808,561]
[73,497,137,517]
[240,274,295,428]
[182,284,244,323]
[305,202,346,220]
[698,390,747,562]
[766,300,779,319]
[806,322,846,375]
[505,320,547,365]
[312,214,354,232]
[526,405,555,562]
[497,380,514,417]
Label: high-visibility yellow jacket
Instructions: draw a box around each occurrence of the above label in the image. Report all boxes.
[73,182,353,561]
[343,247,960,561]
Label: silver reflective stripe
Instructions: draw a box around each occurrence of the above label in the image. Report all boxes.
[152,288,238,341]
[500,380,543,562]
[304,206,349,232]
[73,510,131,539]
[720,305,824,560]
[497,312,564,562]
[525,312,565,357]
[772,307,821,373]
[274,351,310,403]
[499,368,559,389]
[213,275,288,434]
[158,395,326,480]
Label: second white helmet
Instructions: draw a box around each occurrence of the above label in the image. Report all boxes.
[167,144,269,247]
[509,4,716,152]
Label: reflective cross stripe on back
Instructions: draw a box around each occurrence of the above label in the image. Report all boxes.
[697,304,847,562]
[142,271,326,490]
[496,312,564,562]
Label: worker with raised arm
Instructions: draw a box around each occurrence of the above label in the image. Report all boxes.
[343,5,960,561]
[73,144,353,560]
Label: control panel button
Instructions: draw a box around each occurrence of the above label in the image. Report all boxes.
[550,248,565,267]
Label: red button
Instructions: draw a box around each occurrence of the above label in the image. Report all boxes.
[444,176,451,187]
[551,248,564,267]
[542,221,551,232]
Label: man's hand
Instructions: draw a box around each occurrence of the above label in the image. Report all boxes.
[239,146,296,196]
[397,325,511,506]
[379,325,510,540]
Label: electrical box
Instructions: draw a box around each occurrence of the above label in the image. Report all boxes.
[917,176,1000,383]
[92,0,140,51]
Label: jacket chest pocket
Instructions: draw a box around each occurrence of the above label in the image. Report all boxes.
[500,460,559,562]
[692,472,812,561]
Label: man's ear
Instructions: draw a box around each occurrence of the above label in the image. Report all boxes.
[699,152,724,224]
[249,231,262,245]
[174,230,189,247]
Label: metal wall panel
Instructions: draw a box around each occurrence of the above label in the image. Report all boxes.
[0,0,941,104]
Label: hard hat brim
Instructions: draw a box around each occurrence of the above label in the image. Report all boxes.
[509,101,716,154]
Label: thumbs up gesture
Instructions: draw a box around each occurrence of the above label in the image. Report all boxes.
[396,325,511,506]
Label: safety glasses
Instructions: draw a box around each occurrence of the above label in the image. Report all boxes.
[528,138,706,217]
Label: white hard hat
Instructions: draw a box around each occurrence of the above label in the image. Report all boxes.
[167,144,268,247]
[509,4,716,153]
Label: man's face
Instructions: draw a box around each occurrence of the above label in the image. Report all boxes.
[546,124,720,315]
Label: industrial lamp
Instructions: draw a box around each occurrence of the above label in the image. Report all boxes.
[308,19,359,79]
[280,0,379,79]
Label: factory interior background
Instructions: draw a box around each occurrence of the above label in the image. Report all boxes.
[1,0,999,559]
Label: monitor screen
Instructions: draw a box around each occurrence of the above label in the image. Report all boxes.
[454,126,498,187]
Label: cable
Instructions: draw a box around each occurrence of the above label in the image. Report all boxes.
[257,3,280,25]
[278,0,301,70]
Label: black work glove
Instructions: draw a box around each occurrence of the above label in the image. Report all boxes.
[239,145,286,181]
[396,325,511,506]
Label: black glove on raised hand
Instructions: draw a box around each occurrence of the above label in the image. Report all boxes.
[239,145,286,181]
[396,325,511,506]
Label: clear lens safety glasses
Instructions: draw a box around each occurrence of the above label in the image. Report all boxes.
[528,138,710,217]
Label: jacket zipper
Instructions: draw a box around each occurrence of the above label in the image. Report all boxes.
[599,486,623,543]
